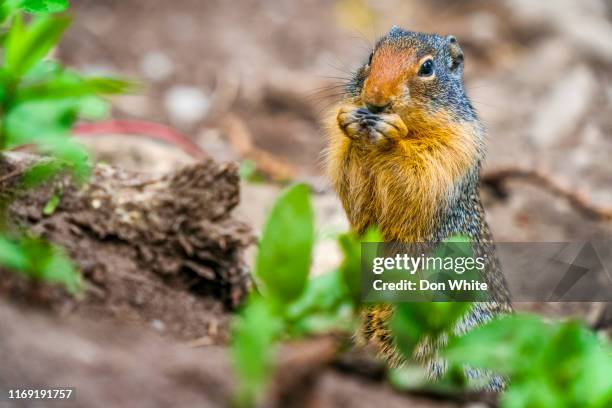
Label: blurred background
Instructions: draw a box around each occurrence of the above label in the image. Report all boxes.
[63,0,612,273]
[2,3,611,405]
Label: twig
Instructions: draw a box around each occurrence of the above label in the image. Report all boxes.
[271,336,341,405]
[222,113,296,181]
[184,336,214,348]
[276,336,340,370]
[482,167,612,221]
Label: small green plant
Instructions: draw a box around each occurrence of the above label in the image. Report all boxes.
[232,184,612,407]
[254,184,315,304]
[0,0,130,292]
[0,235,80,293]
[18,0,68,14]
[231,183,365,406]
[0,1,130,179]
[238,159,266,183]
[444,315,612,408]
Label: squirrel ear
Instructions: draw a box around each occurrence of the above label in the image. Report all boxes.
[447,35,464,73]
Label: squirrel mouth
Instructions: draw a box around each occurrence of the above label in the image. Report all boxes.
[337,105,408,143]
[354,108,382,127]
[351,108,385,141]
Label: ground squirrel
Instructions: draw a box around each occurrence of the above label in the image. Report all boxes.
[325,27,512,380]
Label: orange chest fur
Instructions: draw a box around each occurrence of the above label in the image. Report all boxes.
[329,111,480,242]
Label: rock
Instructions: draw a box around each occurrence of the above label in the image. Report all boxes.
[151,319,166,332]
[164,85,211,127]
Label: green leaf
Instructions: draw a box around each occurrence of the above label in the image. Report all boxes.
[403,302,471,337]
[42,188,62,215]
[5,99,77,143]
[388,366,430,391]
[286,270,345,319]
[0,236,28,270]
[0,0,22,24]
[338,227,381,306]
[391,302,472,359]
[443,314,612,408]
[338,233,360,304]
[255,183,314,304]
[290,306,354,335]
[0,235,81,294]
[39,134,90,180]
[4,12,25,69]
[40,243,81,294]
[20,0,69,14]
[6,14,71,77]
[18,65,120,115]
[231,295,282,407]
[18,60,61,84]
[239,159,264,183]
[285,269,355,336]
[0,69,9,104]
[16,76,134,101]
[390,305,428,359]
[4,99,91,179]
[539,321,612,407]
[501,377,563,408]
[77,95,109,120]
[444,314,552,377]
[21,159,65,187]
[443,234,471,244]
[390,365,476,395]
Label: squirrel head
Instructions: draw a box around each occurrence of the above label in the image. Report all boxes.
[346,26,476,125]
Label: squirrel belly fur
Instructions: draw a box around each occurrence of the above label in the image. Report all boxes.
[324,27,512,380]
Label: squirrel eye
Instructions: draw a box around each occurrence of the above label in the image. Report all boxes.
[418,59,434,77]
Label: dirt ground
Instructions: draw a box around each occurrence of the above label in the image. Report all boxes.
[2,0,612,407]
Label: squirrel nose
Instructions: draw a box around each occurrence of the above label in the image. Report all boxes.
[365,102,389,114]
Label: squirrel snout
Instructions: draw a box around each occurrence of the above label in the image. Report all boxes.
[362,84,394,113]
[362,81,405,114]
[362,50,409,113]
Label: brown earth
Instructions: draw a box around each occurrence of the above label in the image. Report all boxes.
[0,152,252,343]
[1,301,481,408]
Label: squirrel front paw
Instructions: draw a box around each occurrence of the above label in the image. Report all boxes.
[337,107,408,143]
